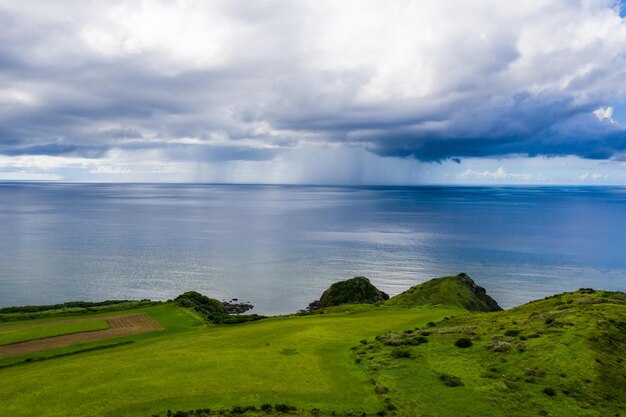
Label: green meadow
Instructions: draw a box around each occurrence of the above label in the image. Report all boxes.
[0,302,461,416]
[0,276,624,417]
[0,320,109,346]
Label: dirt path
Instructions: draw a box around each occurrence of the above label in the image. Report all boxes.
[0,313,162,359]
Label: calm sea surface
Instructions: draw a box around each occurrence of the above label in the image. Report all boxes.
[1,183,625,314]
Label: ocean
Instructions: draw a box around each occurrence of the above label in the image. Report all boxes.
[1,183,625,315]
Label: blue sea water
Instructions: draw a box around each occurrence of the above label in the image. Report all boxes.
[0,183,625,315]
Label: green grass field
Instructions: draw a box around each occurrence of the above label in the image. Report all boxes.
[0,279,623,417]
[0,320,109,346]
[0,303,462,416]
[359,290,626,417]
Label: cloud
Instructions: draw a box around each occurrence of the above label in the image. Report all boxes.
[457,166,539,181]
[593,106,615,123]
[577,172,608,181]
[1,0,626,182]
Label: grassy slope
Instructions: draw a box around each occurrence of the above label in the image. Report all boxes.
[386,273,501,311]
[0,320,109,346]
[358,290,626,417]
[0,303,462,417]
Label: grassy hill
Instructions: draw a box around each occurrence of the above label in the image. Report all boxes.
[357,288,625,417]
[387,273,502,311]
[308,276,389,310]
[0,276,623,417]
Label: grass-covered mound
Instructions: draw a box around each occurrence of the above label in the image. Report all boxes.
[386,272,502,311]
[308,276,389,310]
[174,292,265,324]
[356,288,626,417]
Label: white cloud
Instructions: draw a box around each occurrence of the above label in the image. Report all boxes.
[1,1,626,182]
[593,106,615,123]
[0,172,61,181]
[457,166,538,181]
[577,172,608,181]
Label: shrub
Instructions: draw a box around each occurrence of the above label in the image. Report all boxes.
[487,337,512,352]
[525,367,546,377]
[403,336,427,345]
[440,373,464,387]
[392,348,411,358]
[260,404,273,412]
[455,337,473,348]
[274,404,296,413]
[384,333,402,346]
[374,384,389,394]
[504,329,520,337]
[426,321,436,328]
[543,387,556,397]
[491,341,511,352]
[231,406,256,414]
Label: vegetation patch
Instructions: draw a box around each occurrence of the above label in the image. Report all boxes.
[174,292,265,324]
[308,277,389,310]
[353,287,626,417]
[386,273,501,312]
[454,337,473,348]
[440,373,464,387]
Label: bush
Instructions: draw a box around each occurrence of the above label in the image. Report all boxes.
[384,333,402,346]
[392,348,411,358]
[374,384,389,394]
[543,387,556,397]
[525,367,545,377]
[274,404,296,413]
[454,337,473,348]
[260,404,272,412]
[504,329,520,337]
[231,406,256,414]
[487,337,512,352]
[440,373,464,387]
[403,336,427,345]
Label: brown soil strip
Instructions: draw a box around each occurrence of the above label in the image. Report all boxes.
[0,313,162,359]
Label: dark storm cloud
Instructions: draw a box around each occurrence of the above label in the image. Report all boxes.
[1,0,626,169]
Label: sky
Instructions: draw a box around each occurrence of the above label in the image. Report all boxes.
[1,1,626,184]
